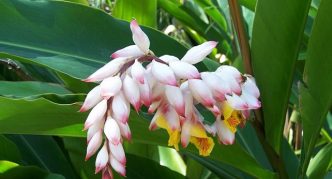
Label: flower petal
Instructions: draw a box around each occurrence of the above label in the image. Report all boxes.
[123,75,141,111]
[181,120,191,147]
[84,57,127,82]
[104,117,121,145]
[131,60,146,84]
[84,100,107,130]
[151,61,177,86]
[181,41,218,64]
[169,61,200,79]
[80,85,103,112]
[95,142,109,174]
[188,79,215,107]
[216,72,241,95]
[112,92,130,123]
[130,20,150,53]
[100,76,122,99]
[165,85,185,116]
[111,45,144,58]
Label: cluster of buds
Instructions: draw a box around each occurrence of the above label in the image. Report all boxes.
[80,20,261,178]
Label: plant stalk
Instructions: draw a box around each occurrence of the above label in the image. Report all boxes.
[227,0,288,178]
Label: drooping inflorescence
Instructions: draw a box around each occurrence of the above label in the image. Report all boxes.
[80,20,261,178]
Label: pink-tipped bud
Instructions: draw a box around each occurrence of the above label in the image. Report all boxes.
[87,119,104,142]
[225,93,248,110]
[111,45,144,58]
[83,57,127,82]
[95,142,109,174]
[159,55,180,63]
[169,61,200,79]
[112,92,130,123]
[181,120,191,148]
[138,77,152,107]
[201,72,231,101]
[181,41,218,64]
[188,79,215,107]
[80,85,103,112]
[151,61,177,86]
[131,60,146,84]
[241,92,261,109]
[216,65,242,83]
[102,167,113,179]
[85,130,103,161]
[104,117,121,145]
[165,85,185,117]
[84,100,107,130]
[242,75,260,98]
[215,118,235,145]
[130,20,150,54]
[110,154,126,177]
[123,75,141,111]
[109,142,126,165]
[100,76,122,99]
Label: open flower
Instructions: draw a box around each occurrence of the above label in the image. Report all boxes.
[79,19,261,178]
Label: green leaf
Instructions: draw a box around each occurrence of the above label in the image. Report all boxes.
[239,0,256,11]
[299,0,332,175]
[0,97,275,178]
[0,81,71,98]
[251,0,311,152]
[6,135,78,179]
[193,0,228,31]
[63,138,100,179]
[0,136,21,163]
[0,163,65,179]
[0,0,187,80]
[157,0,232,55]
[307,143,332,178]
[113,0,157,27]
[158,146,186,176]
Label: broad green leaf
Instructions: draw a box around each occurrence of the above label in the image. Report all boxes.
[0,97,275,178]
[0,0,187,80]
[0,81,71,98]
[307,143,332,178]
[6,135,78,179]
[63,138,101,179]
[0,136,21,163]
[251,0,311,152]
[299,0,332,175]
[0,164,64,179]
[113,0,157,27]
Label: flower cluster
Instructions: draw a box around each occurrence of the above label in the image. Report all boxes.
[80,20,261,178]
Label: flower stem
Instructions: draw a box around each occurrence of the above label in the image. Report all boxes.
[228,0,288,178]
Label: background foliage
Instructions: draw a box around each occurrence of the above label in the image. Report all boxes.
[0,0,331,178]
